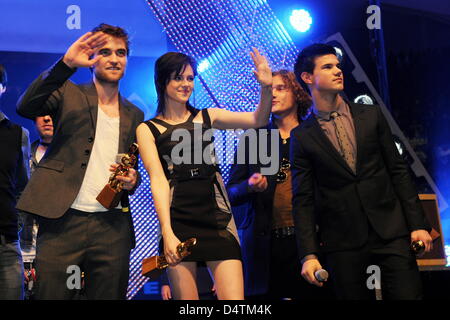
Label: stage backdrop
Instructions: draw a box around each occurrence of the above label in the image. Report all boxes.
[1,0,449,300]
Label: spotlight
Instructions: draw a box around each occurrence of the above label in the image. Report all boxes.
[289,9,312,33]
[354,94,374,105]
[198,59,210,73]
[334,47,344,61]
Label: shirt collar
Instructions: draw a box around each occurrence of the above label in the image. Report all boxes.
[313,98,349,121]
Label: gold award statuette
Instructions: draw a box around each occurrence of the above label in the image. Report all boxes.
[411,240,425,254]
[96,143,139,210]
[142,238,197,280]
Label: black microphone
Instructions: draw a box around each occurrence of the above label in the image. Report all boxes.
[314,269,329,282]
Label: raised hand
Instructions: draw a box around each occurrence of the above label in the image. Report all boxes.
[250,48,272,87]
[63,32,109,69]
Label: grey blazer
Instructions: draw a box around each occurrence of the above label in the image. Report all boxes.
[16,59,144,219]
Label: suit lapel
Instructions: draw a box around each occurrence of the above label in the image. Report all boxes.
[119,94,133,153]
[81,84,133,153]
[304,115,354,175]
[262,122,279,198]
[80,83,99,138]
[349,102,367,174]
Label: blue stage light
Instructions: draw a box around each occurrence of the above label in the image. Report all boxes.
[198,59,210,73]
[289,9,312,33]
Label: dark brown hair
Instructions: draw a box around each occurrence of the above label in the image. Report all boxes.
[154,52,198,115]
[91,23,130,56]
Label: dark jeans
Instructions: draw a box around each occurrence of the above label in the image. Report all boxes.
[35,208,133,300]
[0,239,24,300]
[267,234,326,300]
[326,228,422,300]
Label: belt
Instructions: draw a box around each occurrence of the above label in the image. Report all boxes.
[170,165,218,181]
[271,226,295,239]
[0,234,17,245]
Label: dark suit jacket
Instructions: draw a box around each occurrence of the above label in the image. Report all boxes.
[16,59,144,219]
[226,123,281,296]
[290,102,430,259]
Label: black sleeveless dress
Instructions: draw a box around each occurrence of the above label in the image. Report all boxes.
[145,109,241,261]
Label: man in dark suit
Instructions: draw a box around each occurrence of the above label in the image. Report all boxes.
[16,24,144,300]
[290,43,432,299]
[227,70,328,299]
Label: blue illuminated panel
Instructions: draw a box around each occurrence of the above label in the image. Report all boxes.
[145,0,299,181]
[127,159,160,299]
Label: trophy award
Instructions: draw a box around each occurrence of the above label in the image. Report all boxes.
[142,238,197,280]
[96,143,139,210]
[411,240,426,255]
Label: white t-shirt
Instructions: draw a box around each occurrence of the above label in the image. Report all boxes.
[71,106,120,212]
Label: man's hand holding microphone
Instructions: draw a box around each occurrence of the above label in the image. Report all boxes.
[301,256,328,287]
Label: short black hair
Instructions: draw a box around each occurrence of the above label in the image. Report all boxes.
[0,63,7,87]
[154,52,198,115]
[294,43,337,92]
[91,23,130,56]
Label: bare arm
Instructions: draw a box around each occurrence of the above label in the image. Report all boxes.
[136,123,182,265]
[208,48,273,130]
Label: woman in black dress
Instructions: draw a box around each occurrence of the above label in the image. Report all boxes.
[136,49,272,299]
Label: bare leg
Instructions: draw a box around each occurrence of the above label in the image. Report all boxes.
[167,262,199,300]
[207,259,244,300]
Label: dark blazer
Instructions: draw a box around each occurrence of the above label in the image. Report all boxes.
[16,59,144,219]
[226,123,280,296]
[290,102,430,259]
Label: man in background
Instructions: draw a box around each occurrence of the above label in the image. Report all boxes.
[0,63,30,300]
